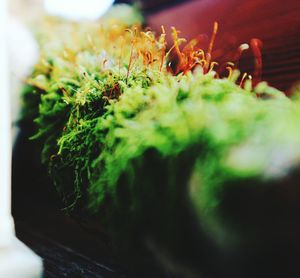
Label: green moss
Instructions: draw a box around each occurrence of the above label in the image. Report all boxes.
[21,12,300,265]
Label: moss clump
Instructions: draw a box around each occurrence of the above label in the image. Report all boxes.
[22,9,300,276]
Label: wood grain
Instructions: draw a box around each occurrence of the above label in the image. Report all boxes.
[147,0,300,91]
[16,222,126,278]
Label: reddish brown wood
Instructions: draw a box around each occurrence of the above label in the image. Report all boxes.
[147,0,300,91]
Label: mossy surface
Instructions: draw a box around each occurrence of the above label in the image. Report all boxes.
[21,7,300,274]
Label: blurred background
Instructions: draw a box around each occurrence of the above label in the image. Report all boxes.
[9,0,300,92]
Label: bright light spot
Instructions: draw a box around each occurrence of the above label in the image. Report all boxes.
[44,0,114,21]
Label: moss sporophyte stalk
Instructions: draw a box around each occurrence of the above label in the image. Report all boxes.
[21,6,300,272]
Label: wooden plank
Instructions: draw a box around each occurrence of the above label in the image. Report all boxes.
[147,0,300,91]
[16,222,127,278]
